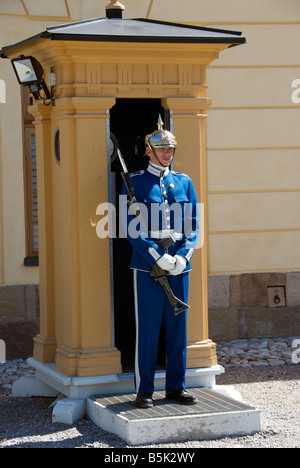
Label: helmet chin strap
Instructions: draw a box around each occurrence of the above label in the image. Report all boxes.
[147,144,175,168]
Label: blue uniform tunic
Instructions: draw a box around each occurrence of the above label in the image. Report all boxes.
[121,161,200,393]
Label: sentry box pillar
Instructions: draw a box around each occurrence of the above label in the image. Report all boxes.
[1,4,245,378]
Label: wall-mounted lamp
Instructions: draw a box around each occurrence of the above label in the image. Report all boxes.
[11,55,53,105]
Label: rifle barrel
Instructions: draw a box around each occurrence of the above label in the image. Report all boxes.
[117,149,128,173]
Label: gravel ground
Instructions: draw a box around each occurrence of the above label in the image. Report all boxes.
[0,364,299,449]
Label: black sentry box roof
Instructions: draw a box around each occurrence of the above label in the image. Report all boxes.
[1,17,245,56]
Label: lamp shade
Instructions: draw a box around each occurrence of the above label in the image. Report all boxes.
[11,56,44,85]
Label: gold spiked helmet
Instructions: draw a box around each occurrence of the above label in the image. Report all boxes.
[145,115,177,150]
[145,115,177,167]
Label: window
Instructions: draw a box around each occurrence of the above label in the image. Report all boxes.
[22,88,38,265]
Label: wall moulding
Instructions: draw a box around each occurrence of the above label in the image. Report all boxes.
[11,40,219,99]
[54,62,209,99]
[6,39,220,100]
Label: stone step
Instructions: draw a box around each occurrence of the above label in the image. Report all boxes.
[87,387,260,445]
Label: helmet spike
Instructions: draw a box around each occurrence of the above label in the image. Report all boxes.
[157,114,164,131]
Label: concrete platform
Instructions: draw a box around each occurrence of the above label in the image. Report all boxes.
[12,357,260,444]
[87,387,260,445]
[18,358,224,398]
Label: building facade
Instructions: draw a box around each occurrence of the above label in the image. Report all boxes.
[0,0,299,360]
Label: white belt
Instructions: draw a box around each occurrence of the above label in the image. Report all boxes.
[150,230,183,240]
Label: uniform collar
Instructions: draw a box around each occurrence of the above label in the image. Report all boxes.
[147,162,170,178]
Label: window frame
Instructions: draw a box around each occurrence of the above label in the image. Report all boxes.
[22,88,39,265]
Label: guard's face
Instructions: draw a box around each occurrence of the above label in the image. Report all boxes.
[147,146,175,167]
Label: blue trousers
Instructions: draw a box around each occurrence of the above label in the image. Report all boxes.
[133,269,189,394]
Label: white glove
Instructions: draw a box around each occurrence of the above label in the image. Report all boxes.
[169,255,187,276]
[156,254,176,271]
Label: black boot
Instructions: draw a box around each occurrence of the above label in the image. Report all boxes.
[135,392,153,408]
[165,389,197,405]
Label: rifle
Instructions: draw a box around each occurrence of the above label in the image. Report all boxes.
[118,149,190,315]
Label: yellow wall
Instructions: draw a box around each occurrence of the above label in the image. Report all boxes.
[206,17,300,273]
[0,0,300,284]
[0,58,38,284]
[0,9,66,285]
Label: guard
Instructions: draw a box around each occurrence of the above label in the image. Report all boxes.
[121,117,200,408]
